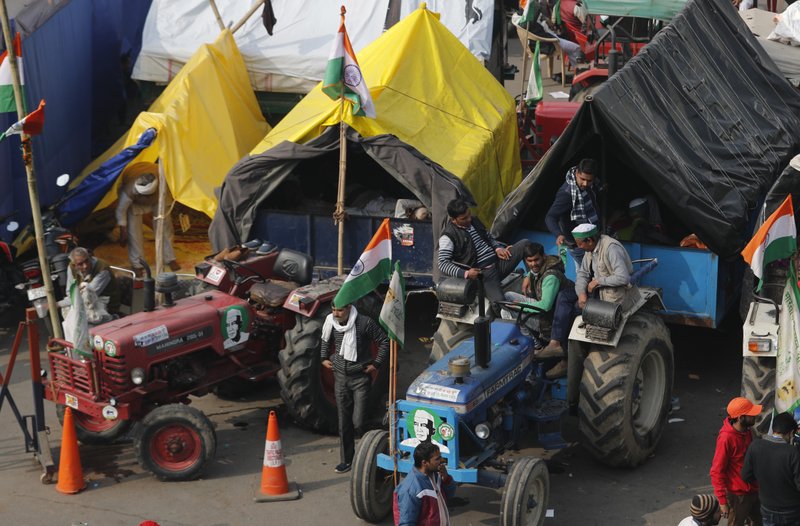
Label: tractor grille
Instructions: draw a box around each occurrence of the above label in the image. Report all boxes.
[98,352,131,398]
[49,352,96,398]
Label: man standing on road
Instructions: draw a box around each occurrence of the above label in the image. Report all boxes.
[741,412,800,526]
[545,158,601,272]
[678,494,722,526]
[438,198,531,311]
[321,303,389,474]
[710,397,763,526]
[394,442,456,526]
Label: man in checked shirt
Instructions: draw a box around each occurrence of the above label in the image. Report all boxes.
[321,302,389,474]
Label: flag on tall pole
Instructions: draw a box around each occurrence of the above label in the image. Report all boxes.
[0,98,44,142]
[0,32,22,113]
[525,41,543,106]
[741,195,796,287]
[380,261,406,347]
[321,6,376,118]
[333,218,392,307]
[518,0,537,25]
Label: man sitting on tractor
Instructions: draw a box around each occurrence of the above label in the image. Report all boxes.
[438,198,532,314]
[66,247,121,318]
[503,242,575,352]
[393,442,456,526]
[540,223,639,379]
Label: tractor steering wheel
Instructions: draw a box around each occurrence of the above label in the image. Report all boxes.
[494,300,546,331]
[218,258,267,283]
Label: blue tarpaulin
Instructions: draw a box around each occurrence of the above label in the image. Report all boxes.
[57,128,156,227]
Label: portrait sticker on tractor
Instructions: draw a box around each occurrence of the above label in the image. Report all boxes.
[400,408,450,453]
[221,306,250,349]
[393,224,414,247]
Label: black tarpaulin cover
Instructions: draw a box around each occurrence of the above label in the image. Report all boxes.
[209,126,475,258]
[492,0,800,257]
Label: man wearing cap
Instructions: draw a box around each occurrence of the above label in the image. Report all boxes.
[545,158,601,272]
[710,397,763,526]
[115,162,180,275]
[321,303,389,474]
[438,198,532,310]
[741,412,800,526]
[678,494,722,526]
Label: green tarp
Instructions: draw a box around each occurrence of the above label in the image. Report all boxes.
[583,0,688,19]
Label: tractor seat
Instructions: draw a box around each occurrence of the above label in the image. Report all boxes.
[248,281,298,308]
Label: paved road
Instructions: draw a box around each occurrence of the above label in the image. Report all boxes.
[0,301,744,526]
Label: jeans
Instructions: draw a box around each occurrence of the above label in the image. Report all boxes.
[760,506,800,526]
[334,371,370,465]
[727,492,762,526]
[550,288,580,349]
[566,245,585,276]
[482,239,532,311]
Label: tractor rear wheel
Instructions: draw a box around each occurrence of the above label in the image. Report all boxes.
[578,312,673,467]
[500,457,549,526]
[350,430,394,523]
[741,356,776,436]
[56,404,130,445]
[278,304,389,434]
[430,319,473,363]
[134,404,216,481]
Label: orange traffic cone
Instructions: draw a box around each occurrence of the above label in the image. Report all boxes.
[254,411,301,502]
[56,407,86,494]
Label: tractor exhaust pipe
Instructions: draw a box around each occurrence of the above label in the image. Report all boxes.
[474,272,491,368]
[139,258,155,312]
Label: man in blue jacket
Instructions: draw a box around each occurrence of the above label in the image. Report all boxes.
[394,442,457,526]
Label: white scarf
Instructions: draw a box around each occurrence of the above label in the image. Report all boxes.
[322,307,359,362]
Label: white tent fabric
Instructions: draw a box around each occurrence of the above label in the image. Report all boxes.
[132,0,495,93]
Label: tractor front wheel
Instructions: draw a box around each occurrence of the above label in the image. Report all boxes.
[500,457,549,526]
[56,404,130,445]
[350,430,394,523]
[134,404,216,481]
[578,312,674,467]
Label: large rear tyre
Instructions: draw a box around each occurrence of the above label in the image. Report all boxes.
[741,356,776,436]
[500,457,549,526]
[578,312,674,467]
[134,404,216,481]
[56,404,130,445]
[430,319,473,363]
[350,430,394,523]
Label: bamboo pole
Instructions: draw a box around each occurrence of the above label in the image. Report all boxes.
[519,21,531,111]
[155,163,167,278]
[208,0,226,31]
[231,0,267,34]
[390,338,398,485]
[334,6,347,276]
[0,2,63,339]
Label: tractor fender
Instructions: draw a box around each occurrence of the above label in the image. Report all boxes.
[282,276,345,318]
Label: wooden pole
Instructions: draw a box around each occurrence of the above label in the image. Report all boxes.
[388,338,398,485]
[208,0,226,31]
[155,163,167,277]
[0,2,63,339]
[231,0,267,34]
[334,6,347,276]
[519,22,531,111]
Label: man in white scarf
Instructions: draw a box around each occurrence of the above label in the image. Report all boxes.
[321,303,389,474]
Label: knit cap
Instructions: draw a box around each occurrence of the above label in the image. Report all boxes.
[690,494,719,521]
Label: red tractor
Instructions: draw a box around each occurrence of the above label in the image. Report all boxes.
[43,247,385,480]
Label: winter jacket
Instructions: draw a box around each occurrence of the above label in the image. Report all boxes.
[393,467,456,526]
[710,418,758,506]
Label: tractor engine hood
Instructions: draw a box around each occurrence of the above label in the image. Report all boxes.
[407,323,534,414]
[88,290,250,357]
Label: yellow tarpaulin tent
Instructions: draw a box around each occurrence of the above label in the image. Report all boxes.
[78,30,269,219]
[252,6,521,224]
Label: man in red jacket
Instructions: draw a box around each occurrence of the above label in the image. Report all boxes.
[710,397,763,526]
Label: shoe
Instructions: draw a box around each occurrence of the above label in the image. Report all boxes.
[167,260,181,272]
[545,360,568,380]
[334,462,351,474]
[537,341,565,359]
[533,338,544,351]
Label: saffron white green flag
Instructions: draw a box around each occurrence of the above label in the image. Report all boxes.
[379,261,406,347]
[0,33,23,113]
[334,218,392,307]
[321,12,376,118]
[525,40,543,106]
[741,195,796,284]
[519,0,537,25]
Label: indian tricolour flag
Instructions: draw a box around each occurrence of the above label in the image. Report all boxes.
[0,33,23,113]
[334,218,391,307]
[519,0,536,25]
[321,12,376,118]
[742,195,796,282]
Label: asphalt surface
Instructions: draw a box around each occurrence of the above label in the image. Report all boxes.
[0,298,745,526]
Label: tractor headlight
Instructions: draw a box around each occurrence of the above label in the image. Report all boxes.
[475,422,491,440]
[131,367,146,385]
